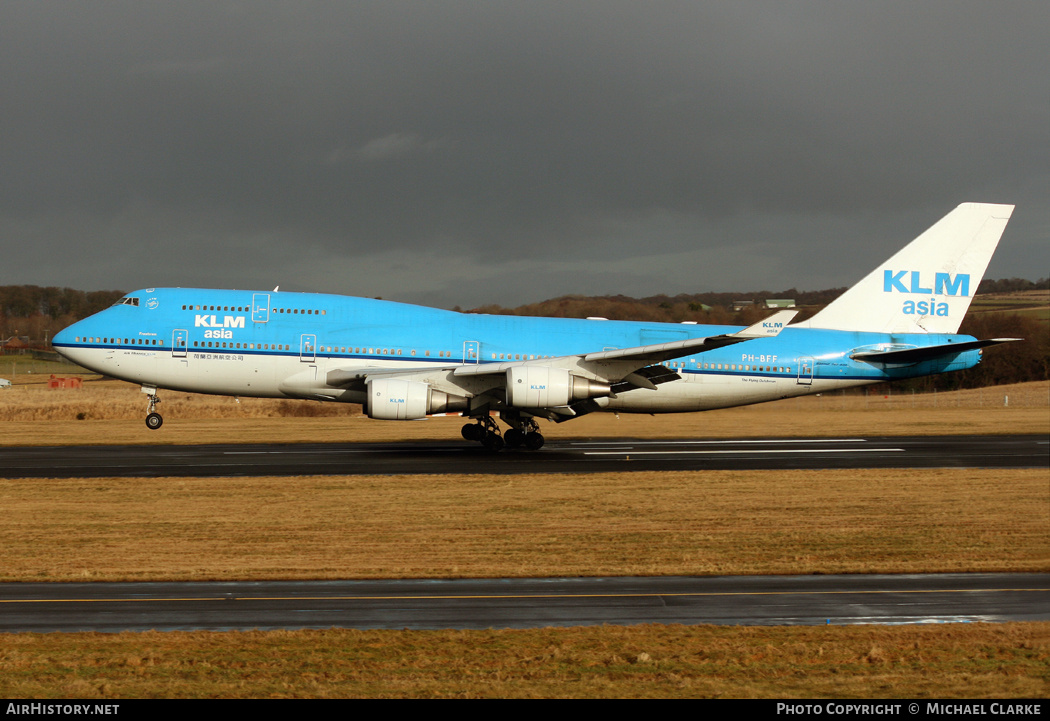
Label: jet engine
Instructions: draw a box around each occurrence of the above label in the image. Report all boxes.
[505,366,611,408]
[366,378,468,420]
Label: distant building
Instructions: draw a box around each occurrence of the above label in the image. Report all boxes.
[0,336,29,354]
[732,300,754,312]
[765,299,796,308]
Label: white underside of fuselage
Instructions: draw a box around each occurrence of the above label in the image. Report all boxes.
[60,345,874,416]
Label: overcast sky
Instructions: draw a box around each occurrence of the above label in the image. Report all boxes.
[2,1,1047,308]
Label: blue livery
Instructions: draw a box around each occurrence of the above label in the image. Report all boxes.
[53,203,1021,449]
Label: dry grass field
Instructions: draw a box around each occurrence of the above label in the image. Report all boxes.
[1,378,1047,698]
[2,623,1047,699]
[3,467,1047,582]
[969,288,1050,316]
[0,377,1046,446]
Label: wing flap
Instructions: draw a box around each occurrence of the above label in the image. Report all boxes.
[614,365,682,392]
[326,366,452,389]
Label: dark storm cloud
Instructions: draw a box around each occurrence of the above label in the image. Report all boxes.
[1,1,1046,307]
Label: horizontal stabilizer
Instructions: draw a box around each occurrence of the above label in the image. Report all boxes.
[851,338,1022,365]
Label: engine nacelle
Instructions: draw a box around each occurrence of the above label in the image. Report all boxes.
[505,366,611,408]
[366,378,468,420]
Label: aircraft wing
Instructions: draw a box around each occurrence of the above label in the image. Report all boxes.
[322,311,796,406]
[449,309,796,384]
[581,310,798,365]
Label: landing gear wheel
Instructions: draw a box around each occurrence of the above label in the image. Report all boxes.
[144,389,163,430]
[503,428,524,448]
[524,432,545,450]
[462,423,482,441]
[482,431,505,451]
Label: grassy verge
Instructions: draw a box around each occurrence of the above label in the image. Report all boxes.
[0,380,1046,446]
[2,623,1047,699]
[3,468,1046,582]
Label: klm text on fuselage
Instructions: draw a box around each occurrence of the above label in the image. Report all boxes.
[195,314,246,339]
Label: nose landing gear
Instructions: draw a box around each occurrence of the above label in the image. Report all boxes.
[143,388,163,430]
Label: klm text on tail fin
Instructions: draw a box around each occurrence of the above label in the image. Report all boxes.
[799,203,1015,335]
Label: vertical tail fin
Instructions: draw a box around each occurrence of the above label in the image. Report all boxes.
[800,202,1014,334]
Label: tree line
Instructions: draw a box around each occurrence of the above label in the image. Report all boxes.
[0,286,124,342]
[468,277,1048,322]
[876,311,1049,392]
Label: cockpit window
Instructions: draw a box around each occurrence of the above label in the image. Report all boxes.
[113,297,140,307]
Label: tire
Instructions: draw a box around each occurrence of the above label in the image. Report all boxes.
[145,412,163,430]
[524,431,544,450]
[482,431,504,451]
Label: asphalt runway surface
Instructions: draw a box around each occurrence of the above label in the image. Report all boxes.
[1,434,1046,478]
[4,434,1045,633]
[3,574,1048,633]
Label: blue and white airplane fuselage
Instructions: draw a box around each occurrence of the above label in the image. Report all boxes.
[53,203,1020,449]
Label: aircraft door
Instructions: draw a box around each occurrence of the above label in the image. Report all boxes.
[797,357,814,385]
[252,294,270,323]
[172,329,188,358]
[300,334,316,363]
[463,340,479,364]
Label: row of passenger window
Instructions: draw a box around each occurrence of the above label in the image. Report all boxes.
[78,337,159,345]
[660,359,794,373]
[77,335,462,358]
[702,362,793,373]
[490,353,553,360]
[195,342,291,350]
[181,304,327,315]
[195,342,461,357]
[310,346,457,358]
[74,336,797,374]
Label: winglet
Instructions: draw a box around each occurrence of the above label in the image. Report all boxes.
[732,310,798,339]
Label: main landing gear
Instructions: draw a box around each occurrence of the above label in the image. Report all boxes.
[144,389,163,430]
[461,414,544,451]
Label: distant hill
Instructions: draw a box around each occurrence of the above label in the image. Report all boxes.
[464,280,1048,390]
[467,278,1049,326]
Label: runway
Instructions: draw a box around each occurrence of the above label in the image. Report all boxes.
[4,434,1045,634]
[3,574,1047,633]
[1,434,1046,478]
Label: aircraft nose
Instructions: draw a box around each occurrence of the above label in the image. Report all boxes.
[52,321,89,365]
[52,325,76,346]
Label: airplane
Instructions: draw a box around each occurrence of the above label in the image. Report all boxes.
[53,202,1020,450]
